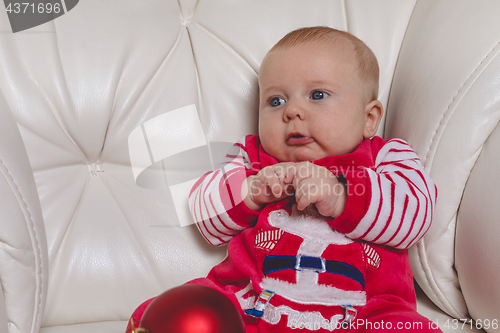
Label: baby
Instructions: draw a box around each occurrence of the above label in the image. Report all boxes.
[128,27,440,332]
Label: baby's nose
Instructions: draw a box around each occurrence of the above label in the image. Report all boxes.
[284,101,306,121]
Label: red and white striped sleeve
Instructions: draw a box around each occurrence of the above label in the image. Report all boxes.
[334,139,437,249]
[188,137,259,246]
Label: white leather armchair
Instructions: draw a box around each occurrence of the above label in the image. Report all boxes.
[1,1,499,332]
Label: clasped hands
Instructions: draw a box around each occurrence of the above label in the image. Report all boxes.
[241,162,347,218]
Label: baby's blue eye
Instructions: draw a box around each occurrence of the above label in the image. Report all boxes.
[311,91,329,100]
[270,97,285,107]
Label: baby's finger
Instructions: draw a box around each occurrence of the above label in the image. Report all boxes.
[282,165,296,184]
[292,172,306,190]
[295,162,313,182]
[295,191,311,211]
[267,175,283,198]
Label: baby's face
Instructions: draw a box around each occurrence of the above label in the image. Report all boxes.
[258,41,379,162]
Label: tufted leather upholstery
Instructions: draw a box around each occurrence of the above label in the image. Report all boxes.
[1,1,499,332]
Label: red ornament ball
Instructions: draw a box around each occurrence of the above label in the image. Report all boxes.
[139,284,245,333]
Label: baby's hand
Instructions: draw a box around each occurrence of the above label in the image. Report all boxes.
[242,163,295,210]
[288,162,346,218]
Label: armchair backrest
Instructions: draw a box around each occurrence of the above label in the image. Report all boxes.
[1,1,499,332]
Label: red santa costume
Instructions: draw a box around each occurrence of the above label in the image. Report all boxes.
[127,135,441,332]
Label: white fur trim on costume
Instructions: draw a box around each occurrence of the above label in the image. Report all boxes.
[263,304,344,331]
[260,277,366,306]
[268,209,353,245]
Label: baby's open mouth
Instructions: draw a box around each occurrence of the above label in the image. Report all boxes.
[286,133,314,145]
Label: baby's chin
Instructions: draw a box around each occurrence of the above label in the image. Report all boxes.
[279,150,326,162]
[283,141,364,161]
[265,141,327,162]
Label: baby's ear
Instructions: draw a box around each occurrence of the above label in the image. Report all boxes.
[363,100,383,139]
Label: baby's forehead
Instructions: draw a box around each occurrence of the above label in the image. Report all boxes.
[259,29,379,100]
[260,39,358,74]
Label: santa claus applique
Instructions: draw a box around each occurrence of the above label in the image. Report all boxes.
[246,206,381,323]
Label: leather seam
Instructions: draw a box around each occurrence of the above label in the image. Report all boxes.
[424,40,500,166]
[0,158,43,333]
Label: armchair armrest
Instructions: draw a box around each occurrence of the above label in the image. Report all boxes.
[0,93,48,333]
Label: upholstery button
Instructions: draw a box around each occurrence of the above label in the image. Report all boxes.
[87,162,103,176]
[180,18,192,26]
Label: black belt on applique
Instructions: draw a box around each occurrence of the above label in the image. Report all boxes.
[263,255,365,289]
